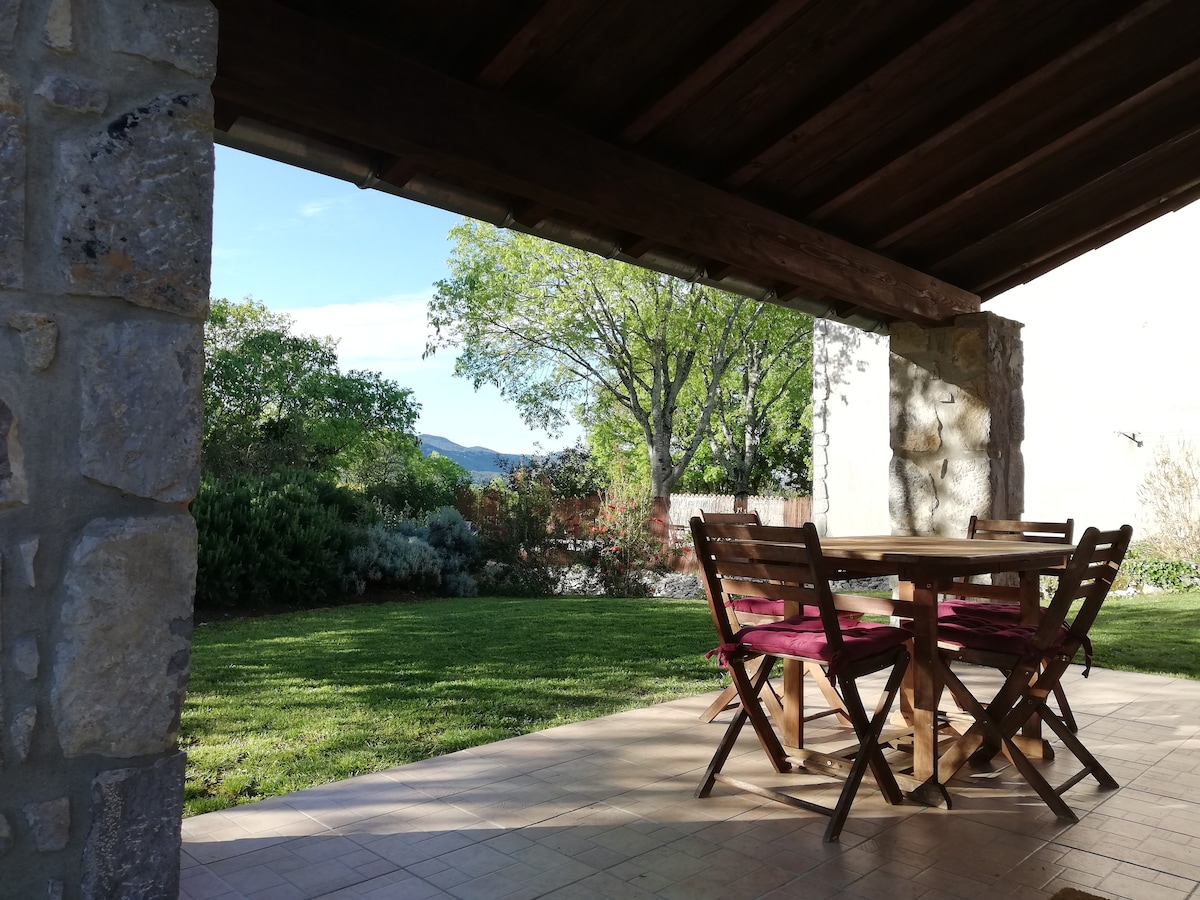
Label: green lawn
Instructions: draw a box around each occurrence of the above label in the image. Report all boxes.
[1084,590,1200,679]
[181,590,1200,817]
[181,596,721,816]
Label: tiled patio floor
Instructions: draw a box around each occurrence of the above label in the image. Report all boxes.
[181,666,1200,900]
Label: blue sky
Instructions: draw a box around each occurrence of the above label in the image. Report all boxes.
[210,145,579,454]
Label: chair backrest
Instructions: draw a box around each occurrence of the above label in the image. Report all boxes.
[690,517,843,651]
[1036,525,1133,652]
[968,517,1074,544]
[698,510,762,525]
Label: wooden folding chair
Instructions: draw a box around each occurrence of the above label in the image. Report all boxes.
[691,517,910,842]
[940,517,1080,730]
[696,510,853,727]
[934,525,1133,822]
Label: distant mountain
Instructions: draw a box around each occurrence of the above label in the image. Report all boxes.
[419,434,523,484]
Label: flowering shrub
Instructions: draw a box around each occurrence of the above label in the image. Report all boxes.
[586,475,671,597]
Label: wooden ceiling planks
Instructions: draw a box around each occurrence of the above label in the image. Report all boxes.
[213,0,1200,325]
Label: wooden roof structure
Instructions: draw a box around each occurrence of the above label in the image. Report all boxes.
[212,0,1200,332]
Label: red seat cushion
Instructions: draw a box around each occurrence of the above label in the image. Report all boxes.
[937,600,1047,621]
[730,596,790,617]
[731,597,863,620]
[936,613,1069,657]
[734,616,909,672]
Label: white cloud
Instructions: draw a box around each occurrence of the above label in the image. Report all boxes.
[299,198,339,217]
[280,294,444,378]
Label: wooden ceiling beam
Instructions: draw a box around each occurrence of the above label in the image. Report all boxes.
[215,0,979,326]
[807,0,1172,222]
[942,126,1200,294]
[876,50,1200,252]
[978,179,1200,298]
[618,0,815,144]
[378,156,426,188]
[475,0,597,89]
[720,0,1004,191]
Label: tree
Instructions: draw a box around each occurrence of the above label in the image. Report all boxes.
[427,221,759,500]
[204,297,419,480]
[676,308,813,500]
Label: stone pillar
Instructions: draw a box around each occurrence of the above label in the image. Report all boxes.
[889,312,1024,537]
[0,1,215,896]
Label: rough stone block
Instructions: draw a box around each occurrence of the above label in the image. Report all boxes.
[79,320,202,502]
[35,75,106,113]
[937,385,993,454]
[889,457,936,536]
[81,753,185,899]
[889,322,929,357]
[111,0,218,79]
[952,323,987,376]
[11,704,36,761]
[43,0,72,51]
[8,312,59,370]
[0,394,29,508]
[55,93,213,315]
[0,0,16,48]
[18,536,37,585]
[14,633,38,678]
[23,798,70,852]
[0,69,25,289]
[52,515,196,758]
[934,457,993,535]
[0,813,11,856]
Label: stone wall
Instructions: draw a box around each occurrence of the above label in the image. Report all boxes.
[0,1,215,896]
[888,312,1024,536]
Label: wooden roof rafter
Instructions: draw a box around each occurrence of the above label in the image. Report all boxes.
[211,0,1200,328]
[215,0,979,326]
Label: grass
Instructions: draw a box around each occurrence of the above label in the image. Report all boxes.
[181,595,720,816]
[1085,590,1200,679]
[181,589,1200,817]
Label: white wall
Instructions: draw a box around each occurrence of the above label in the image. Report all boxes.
[812,319,892,536]
[987,199,1200,538]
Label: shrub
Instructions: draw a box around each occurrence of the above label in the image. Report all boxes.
[366,506,482,597]
[365,452,470,517]
[1138,442,1200,559]
[470,478,562,596]
[586,474,669,597]
[194,469,363,608]
[344,524,442,594]
[1117,546,1200,593]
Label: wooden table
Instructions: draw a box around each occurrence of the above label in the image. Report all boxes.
[784,535,1074,806]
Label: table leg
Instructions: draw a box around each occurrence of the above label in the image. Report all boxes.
[781,657,803,748]
[905,581,952,807]
[1017,572,1052,758]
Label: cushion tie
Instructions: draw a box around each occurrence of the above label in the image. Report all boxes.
[705,643,741,669]
[1066,628,1094,677]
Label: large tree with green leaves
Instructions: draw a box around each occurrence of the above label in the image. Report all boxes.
[204,297,419,481]
[677,310,813,499]
[428,221,759,499]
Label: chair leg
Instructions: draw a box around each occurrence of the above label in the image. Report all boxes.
[1050,681,1079,733]
[699,682,739,723]
[822,649,908,843]
[697,654,788,802]
[805,661,851,726]
[940,665,1078,822]
[1039,704,1118,790]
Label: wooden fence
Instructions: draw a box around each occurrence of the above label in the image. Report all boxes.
[667,493,812,529]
